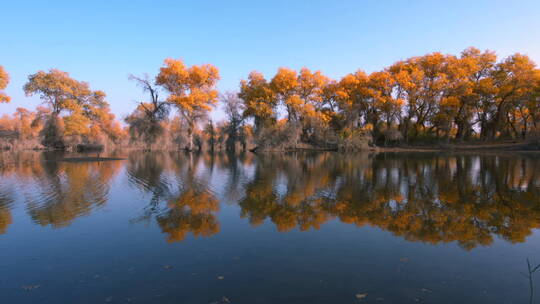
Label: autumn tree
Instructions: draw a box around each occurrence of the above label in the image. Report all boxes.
[156,59,220,151]
[24,69,87,116]
[271,68,300,121]
[14,107,39,140]
[488,54,539,139]
[24,69,120,148]
[295,68,332,144]
[242,67,332,149]
[368,71,403,128]
[23,69,80,148]
[0,66,10,103]
[445,48,496,141]
[269,68,307,147]
[388,53,450,141]
[334,70,372,129]
[239,71,277,132]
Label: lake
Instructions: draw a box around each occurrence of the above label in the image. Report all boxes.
[1,151,540,304]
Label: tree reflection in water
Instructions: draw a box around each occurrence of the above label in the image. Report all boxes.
[0,151,122,230]
[127,152,220,242]
[238,153,540,250]
[1,151,540,250]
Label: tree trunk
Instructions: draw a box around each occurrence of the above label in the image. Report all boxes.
[187,129,193,151]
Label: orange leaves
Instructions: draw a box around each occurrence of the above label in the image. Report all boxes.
[156,58,219,94]
[156,58,189,92]
[156,58,220,122]
[270,67,298,95]
[24,69,92,115]
[335,70,371,110]
[158,188,220,243]
[0,107,40,139]
[6,46,540,149]
[0,65,10,103]
[155,58,220,150]
[440,96,460,108]
[268,67,332,125]
[22,69,121,145]
[239,70,276,126]
[63,111,91,136]
[493,53,537,101]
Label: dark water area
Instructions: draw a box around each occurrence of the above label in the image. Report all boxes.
[1,151,540,304]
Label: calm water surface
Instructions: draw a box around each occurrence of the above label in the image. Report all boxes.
[1,151,540,303]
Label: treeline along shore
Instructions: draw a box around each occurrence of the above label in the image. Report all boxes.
[1,47,540,153]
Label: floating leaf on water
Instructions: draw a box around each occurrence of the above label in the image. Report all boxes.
[355,293,368,299]
[21,285,40,291]
[209,296,230,304]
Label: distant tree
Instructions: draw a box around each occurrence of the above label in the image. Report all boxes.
[488,54,538,139]
[239,71,276,131]
[203,120,216,151]
[368,71,403,129]
[13,107,38,139]
[443,48,496,141]
[23,69,89,115]
[24,69,117,148]
[125,104,166,149]
[125,74,170,148]
[221,91,244,151]
[156,58,220,151]
[334,70,372,129]
[0,66,10,103]
[271,68,300,121]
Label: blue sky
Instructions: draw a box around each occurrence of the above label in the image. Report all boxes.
[2,0,540,121]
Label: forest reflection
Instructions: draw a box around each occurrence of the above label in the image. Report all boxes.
[126,152,221,242]
[238,152,540,250]
[1,151,540,250]
[0,152,122,231]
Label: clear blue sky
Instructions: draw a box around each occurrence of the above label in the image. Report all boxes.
[2,0,540,121]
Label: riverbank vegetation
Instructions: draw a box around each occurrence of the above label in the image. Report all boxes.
[1,47,539,151]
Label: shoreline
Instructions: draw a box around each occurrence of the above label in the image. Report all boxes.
[1,141,539,154]
[375,141,540,153]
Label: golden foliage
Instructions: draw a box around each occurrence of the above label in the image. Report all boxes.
[0,65,10,103]
[156,58,220,150]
